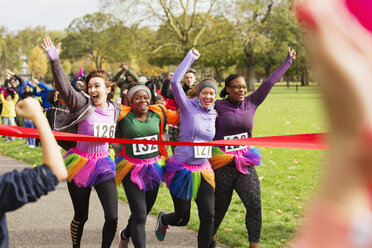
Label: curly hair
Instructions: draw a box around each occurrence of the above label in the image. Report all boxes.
[84,70,117,101]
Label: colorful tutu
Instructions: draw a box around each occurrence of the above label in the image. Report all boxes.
[64,148,116,188]
[164,156,215,201]
[115,154,164,191]
[209,146,262,174]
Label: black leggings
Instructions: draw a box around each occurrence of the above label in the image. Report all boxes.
[67,178,118,248]
[213,163,261,243]
[122,172,159,248]
[162,178,215,248]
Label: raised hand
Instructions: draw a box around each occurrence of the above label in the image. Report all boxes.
[41,36,61,61]
[15,97,43,121]
[167,72,174,80]
[120,62,129,71]
[288,47,296,59]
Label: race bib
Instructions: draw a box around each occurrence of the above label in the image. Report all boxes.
[94,123,116,138]
[194,142,212,158]
[133,134,158,155]
[224,132,248,152]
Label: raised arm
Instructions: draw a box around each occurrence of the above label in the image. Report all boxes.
[41,36,86,111]
[250,48,295,107]
[37,80,52,92]
[15,97,67,181]
[18,81,28,95]
[170,50,200,110]
[161,73,174,99]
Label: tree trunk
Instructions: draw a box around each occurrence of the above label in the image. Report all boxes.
[214,66,223,87]
[244,43,256,91]
[304,68,309,86]
[247,63,255,91]
[301,68,309,86]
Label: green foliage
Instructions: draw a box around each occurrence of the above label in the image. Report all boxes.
[198,15,242,82]
[61,13,130,70]
[0,27,23,74]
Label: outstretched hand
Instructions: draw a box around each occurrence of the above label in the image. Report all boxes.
[41,36,61,61]
[288,47,296,59]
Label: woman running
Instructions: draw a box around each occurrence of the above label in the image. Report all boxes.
[115,83,179,248]
[42,36,121,248]
[155,49,218,248]
[209,48,295,248]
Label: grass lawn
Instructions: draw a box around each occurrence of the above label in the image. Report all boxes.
[0,84,326,248]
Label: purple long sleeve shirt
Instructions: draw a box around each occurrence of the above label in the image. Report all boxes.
[214,56,293,141]
[171,50,217,165]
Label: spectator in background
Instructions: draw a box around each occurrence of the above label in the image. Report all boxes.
[46,82,69,130]
[18,80,37,148]
[0,88,19,142]
[0,81,3,120]
[4,69,22,97]
[112,62,139,104]
[32,78,53,147]
[4,69,23,128]
[71,67,85,92]
[182,68,197,93]
[145,80,158,105]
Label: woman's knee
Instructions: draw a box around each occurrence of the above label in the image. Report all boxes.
[175,212,190,226]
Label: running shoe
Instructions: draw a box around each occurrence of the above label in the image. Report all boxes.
[155,211,169,241]
[209,238,217,248]
[118,229,130,248]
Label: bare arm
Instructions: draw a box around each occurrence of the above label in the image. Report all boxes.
[15,98,67,181]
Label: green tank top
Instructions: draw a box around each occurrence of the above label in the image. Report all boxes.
[119,110,161,159]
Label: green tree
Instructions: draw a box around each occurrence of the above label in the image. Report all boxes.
[101,0,217,57]
[0,27,23,75]
[198,15,241,84]
[234,0,276,91]
[61,12,128,70]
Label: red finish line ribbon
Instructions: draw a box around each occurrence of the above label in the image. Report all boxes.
[0,125,327,149]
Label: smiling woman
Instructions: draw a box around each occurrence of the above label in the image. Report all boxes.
[155,49,218,248]
[41,36,121,248]
[114,82,179,247]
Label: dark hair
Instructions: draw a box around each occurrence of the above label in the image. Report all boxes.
[145,80,157,104]
[220,74,243,98]
[7,90,15,99]
[78,75,86,82]
[84,70,117,101]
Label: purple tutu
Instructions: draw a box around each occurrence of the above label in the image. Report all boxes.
[64,148,115,188]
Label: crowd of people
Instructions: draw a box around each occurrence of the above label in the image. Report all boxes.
[3,1,372,247]
[5,4,370,245]
[0,34,296,248]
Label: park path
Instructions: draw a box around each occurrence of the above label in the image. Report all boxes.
[1,153,229,248]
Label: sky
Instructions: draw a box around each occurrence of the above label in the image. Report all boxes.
[0,0,101,32]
